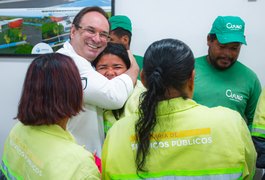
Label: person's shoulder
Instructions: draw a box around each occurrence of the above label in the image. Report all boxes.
[197,104,248,136]
[195,103,243,123]
[194,56,209,73]
[57,41,69,53]
[107,113,137,135]
[43,136,100,179]
[70,149,100,179]
[210,105,244,125]
[260,88,265,97]
[135,80,146,91]
[124,80,145,115]
[195,55,207,60]
[56,132,94,160]
[234,61,259,77]
[194,55,207,65]
[8,122,24,138]
[72,148,96,167]
[211,105,242,117]
[113,113,137,127]
[129,80,145,102]
[63,142,99,171]
[70,143,94,157]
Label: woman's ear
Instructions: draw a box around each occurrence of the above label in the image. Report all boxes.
[188,69,195,98]
[121,35,130,49]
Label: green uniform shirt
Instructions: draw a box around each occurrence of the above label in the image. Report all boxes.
[193,56,261,128]
[102,98,256,180]
[133,54,143,80]
[1,122,100,180]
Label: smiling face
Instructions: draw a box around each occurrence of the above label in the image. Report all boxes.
[95,54,128,80]
[207,37,241,70]
[70,11,109,62]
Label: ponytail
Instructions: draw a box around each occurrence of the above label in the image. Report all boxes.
[135,67,165,173]
[134,38,194,175]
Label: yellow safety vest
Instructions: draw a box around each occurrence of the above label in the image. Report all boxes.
[1,122,100,180]
[102,98,256,180]
[252,88,265,138]
[104,80,146,133]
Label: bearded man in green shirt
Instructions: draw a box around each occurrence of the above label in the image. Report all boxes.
[193,16,261,130]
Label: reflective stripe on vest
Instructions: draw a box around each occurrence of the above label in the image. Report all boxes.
[110,168,243,180]
[144,173,241,180]
[252,125,265,138]
[1,160,17,180]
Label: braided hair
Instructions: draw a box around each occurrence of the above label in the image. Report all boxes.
[135,39,194,173]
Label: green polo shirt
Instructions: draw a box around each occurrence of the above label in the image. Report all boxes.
[193,56,261,129]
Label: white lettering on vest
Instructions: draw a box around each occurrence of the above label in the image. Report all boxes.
[171,137,212,147]
[9,139,42,176]
[131,137,213,150]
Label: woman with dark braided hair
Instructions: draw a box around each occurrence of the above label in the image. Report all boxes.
[102,39,256,180]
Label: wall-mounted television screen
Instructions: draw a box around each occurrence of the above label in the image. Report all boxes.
[0,0,114,56]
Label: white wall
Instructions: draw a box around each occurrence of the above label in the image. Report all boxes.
[115,0,265,86]
[0,57,32,158]
[0,0,264,159]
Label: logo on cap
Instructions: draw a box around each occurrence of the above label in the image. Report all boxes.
[209,16,247,45]
[226,23,242,30]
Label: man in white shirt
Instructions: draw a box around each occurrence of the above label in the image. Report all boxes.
[57,6,139,157]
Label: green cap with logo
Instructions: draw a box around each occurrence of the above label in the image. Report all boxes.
[209,16,247,45]
[109,15,132,33]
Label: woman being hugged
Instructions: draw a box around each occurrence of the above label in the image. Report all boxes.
[92,42,145,134]
[102,39,256,180]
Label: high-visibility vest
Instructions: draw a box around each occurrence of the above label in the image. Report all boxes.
[1,122,100,180]
[252,88,265,138]
[102,98,256,180]
[104,80,146,133]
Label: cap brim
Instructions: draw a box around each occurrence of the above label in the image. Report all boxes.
[216,33,247,45]
[110,24,118,31]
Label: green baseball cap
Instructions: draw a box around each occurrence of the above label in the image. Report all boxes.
[109,15,132,33]
[210,16,247,45]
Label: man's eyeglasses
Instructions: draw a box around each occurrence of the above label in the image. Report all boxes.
[75,24,110,42]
